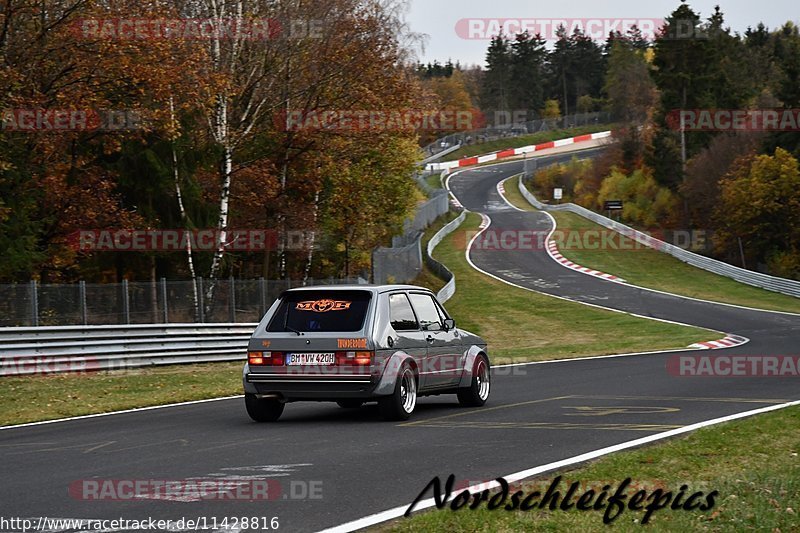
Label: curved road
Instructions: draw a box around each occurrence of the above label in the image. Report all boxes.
[2,150,799,533]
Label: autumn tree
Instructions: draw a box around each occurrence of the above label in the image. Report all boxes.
[681,133,763,229]
[604,38,657,168]
[715,148,800,278]
[0,0,206,282]
[320,135,420,277]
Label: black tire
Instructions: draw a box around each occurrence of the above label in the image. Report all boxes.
[245,393,285,422]
[378,364,417,421]
[336,399,364,409]
[457,355,490,407]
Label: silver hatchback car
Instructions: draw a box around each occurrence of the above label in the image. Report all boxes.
[242,285,490,421]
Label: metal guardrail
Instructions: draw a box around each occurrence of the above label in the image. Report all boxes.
[422,112,612,159]
[518,175,800,299]
[426,211,467,303]
[0,323,257,376]
[420,144,462,166]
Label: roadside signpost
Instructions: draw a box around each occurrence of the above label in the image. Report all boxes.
[604,200,623,220]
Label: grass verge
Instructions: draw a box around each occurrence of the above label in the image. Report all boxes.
[429,212,715,361]
[424,173,444,192]
[381,405,800,532]
[0,362,243,426]
[503,176,800,314]
[441,125,612,162]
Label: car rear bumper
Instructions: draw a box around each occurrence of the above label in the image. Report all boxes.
[245,372,378,400]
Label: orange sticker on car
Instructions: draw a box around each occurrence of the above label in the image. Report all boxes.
[295,299,352,312]
[338,338,368,349]
[262,340,271,347]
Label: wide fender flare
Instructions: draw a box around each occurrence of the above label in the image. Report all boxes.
[374,351,419,396]
[459,345,489,388]
[242,363,259,394]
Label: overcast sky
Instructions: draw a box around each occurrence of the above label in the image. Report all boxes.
[406,0,798,67]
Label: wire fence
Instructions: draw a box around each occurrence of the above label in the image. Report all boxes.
[422,111,613,158]
[0,277,366,327]
[372,189,451,284]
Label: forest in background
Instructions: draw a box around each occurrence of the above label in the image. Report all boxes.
[2,1,800,285]
[421,4,800,278]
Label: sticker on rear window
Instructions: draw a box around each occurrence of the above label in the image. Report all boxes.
[295,299,352,312]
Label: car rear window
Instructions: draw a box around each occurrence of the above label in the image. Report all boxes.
[266,290,372,333]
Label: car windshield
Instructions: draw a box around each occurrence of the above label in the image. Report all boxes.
[266,290,372,333]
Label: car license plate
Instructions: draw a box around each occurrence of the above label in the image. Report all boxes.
[286,352,336,366]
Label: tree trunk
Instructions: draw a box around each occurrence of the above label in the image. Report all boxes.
[303,190,320,285]
[206,141,233,314]
[170,96,200,320]
[150,258,158,322]
[277,155,289,279]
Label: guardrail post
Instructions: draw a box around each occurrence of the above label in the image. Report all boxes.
[79,280,87,325]
[30,280,38,326]
[160,277,168,323]
[196,277,205,323]
[229,277,236,323]
[121,279,130,324]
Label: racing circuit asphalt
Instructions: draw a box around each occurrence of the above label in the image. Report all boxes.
[1,148,799,533]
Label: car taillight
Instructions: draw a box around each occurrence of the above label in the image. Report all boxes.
[248,351,285,366]
[336,351,373,366]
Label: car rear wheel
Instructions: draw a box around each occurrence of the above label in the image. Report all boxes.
[379,364,417,421]
[457,355,490,407]
[336,400,364,409]
[245,393,285,422]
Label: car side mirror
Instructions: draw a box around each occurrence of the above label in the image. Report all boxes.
[443,318,456,331]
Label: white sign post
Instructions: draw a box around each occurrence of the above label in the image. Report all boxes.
[553,188,563,202]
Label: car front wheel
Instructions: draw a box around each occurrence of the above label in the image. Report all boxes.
[457,355,490,407]
[245,393,285,422]
[379,364,417,421]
